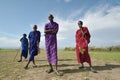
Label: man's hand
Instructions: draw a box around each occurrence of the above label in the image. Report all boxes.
[79,47,85,54]
[51,29,56,34]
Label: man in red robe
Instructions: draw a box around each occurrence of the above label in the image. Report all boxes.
[75,21,96,73]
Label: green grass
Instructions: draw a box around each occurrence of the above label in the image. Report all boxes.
[90,50,120,63]
[0,49,119,63]
[58,50,120,63]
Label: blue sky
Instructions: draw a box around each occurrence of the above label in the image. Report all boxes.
[0,0,120,48]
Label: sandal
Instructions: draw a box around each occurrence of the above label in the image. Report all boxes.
[79,66,84,69]
[24,66,28,69]
[46,69,53,73]
[17,60,22,62]
[54,70,63,76]
[90,68,97,73]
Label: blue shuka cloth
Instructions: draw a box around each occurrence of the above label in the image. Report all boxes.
[20,37,28,59]
[28,31,41,61]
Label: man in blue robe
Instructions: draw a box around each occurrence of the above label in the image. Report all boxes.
[18,34,28,62]
[24,25,41,69]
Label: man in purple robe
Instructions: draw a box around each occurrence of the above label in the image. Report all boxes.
[24,25,41,69]
[44,14,63,76]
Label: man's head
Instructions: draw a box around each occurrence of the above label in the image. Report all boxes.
[78,21,83,28]
[23,34,27,38]
[48,14,54,22]
[33,25,37,31]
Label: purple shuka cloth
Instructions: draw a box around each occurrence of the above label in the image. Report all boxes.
[45,22,59,64]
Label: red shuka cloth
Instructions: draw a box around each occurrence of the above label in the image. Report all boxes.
[75,26,91,64]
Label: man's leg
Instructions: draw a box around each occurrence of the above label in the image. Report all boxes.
[24,54,33,69]
[54,63,59,73]
[46,63,53,73]
[79,63,84,69]
[18,54,22,62]
[33,58,37,67]
[33,59,35,65]
[54,63,63,76]
[24,61,30,69]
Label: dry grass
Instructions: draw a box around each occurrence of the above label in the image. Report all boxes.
[0,49,120,80]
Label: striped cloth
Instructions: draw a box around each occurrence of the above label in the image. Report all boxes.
[45,22,59,64]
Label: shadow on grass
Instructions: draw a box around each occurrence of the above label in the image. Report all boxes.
[58,59,76,61]
[32,63,120,74]
[93,64,120,71]
[59,64,120,74]
[33,63,78,68]
[35,60,47,62]
[24,59,76,63]
[35,59,76,62]
[58,63,120,71]
[60,68,82,73]
[58,64,78,67]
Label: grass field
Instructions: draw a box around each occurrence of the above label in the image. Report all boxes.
[90,50,120,63]
[0,49,120,80]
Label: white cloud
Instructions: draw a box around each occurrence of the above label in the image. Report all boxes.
[36,5,120,48]
[0,4,120,48]
[115,40,120,43]
[22,4,120,48]
[0,31,20,38]
[81,5,120,47]
[81,5,120,31]
[68,9,84,19]
[0,37,20,48]
[0,31,21,48]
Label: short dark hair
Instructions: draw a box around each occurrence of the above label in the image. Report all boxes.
[49,14,54,18]
[33,25,37,29]
[23,33,27,37]
[78,21,83,25]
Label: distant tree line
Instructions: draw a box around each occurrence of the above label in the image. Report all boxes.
[64,45,120,51]
[64,47,75,51]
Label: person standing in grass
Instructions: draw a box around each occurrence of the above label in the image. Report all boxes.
[75,20,96,73]
[44,14,63,76]
[24,25,41,69]
[18,33,28,62]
